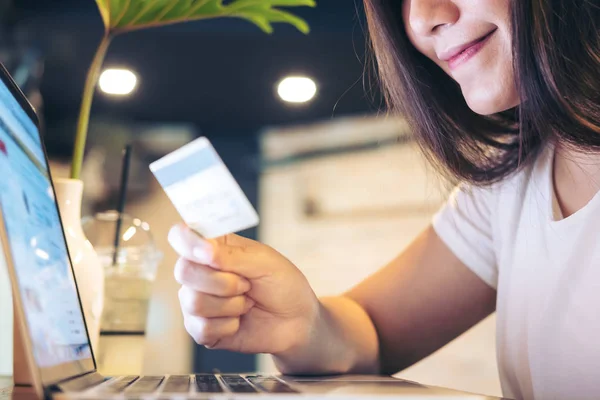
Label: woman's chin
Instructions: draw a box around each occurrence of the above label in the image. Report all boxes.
[463,88,520,116]
[466,102,502,116]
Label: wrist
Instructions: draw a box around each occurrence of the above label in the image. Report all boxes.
[272,297,323,374]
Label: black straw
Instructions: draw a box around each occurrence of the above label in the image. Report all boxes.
[113,144,133,266]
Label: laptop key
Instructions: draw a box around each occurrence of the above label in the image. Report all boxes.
[195,374,224,393]
[101,376,139,393]
[126,376,165,394]
[220,375,258,393]
[162,375,191,393]
[247,376,298,393]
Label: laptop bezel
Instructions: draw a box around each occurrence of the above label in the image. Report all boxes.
[0,62,97,385]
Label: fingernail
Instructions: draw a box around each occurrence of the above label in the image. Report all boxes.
[193,245,212,265]
[167,224,183,247]
[237,278,251,293]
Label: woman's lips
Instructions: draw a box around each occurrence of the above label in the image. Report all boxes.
[439,29,497,71]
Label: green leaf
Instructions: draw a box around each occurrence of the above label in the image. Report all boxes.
[115,0,162,26]
[230,6,310,33]
[95,0,316,34]
[108,0,127,24]
[94,0,111,28]
[119,0,187,26]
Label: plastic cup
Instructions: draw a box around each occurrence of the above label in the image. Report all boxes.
[82,211,163,375]
[83,211,163,334]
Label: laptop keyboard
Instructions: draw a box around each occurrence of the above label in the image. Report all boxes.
[162,375,191,393]
[95,373,296,395]
[125,376,164,394]
[220,375,257,393]
[100,375,139,393]
[195,374,224,393]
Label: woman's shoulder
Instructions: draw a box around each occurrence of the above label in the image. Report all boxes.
[452,145,552,208]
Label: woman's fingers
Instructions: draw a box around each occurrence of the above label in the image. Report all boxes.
[168,224,270,279]
[168,224,215,265]
[183,314,241,347]
[174,257,251,297]
[179,285,254,318]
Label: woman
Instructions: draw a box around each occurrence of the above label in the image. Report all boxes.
[167,0,600,399]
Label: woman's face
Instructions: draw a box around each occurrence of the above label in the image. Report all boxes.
[403,0,519,115]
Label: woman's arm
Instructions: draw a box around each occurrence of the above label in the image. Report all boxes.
[274,225,496,375]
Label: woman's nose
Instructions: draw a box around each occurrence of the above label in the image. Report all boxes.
[406,0,460,37]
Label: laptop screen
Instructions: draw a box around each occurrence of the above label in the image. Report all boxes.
[0,75,93,379]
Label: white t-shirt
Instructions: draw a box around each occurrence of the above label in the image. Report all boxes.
[433,145,600,400]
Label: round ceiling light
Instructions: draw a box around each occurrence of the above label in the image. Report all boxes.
[99,68,138,96]
[277,76,317,103]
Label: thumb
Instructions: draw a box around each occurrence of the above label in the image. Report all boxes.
[168,224,215,265]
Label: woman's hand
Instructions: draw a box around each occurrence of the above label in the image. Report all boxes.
[169,224,497,376]
[168,224,319,355]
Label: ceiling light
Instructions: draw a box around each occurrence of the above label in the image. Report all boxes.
[277,76,317,103]
[99,68,138,96]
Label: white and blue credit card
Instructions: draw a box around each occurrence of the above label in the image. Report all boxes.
[149,137,259,239]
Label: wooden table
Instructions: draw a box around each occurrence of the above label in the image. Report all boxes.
[0,376,13,400]
[0,377,37,400]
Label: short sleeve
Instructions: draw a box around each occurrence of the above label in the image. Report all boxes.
[432,184,498,289]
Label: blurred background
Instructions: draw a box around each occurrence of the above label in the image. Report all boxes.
[0,0,501,397]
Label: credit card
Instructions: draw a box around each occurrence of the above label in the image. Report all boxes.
[149,137,259,239]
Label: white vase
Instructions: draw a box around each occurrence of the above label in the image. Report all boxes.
[53,178,104,355]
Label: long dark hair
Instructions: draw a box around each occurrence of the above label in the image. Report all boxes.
[364,0,600,184]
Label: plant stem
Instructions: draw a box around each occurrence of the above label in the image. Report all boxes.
[70,34,112,180]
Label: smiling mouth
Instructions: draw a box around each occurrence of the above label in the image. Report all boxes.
[446,29,497,70]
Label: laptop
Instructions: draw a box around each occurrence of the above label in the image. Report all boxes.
[0,64,496,399]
